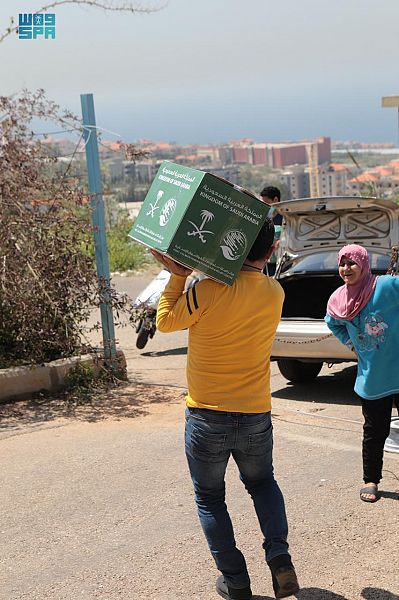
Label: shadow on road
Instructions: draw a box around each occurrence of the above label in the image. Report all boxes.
[292,589,399,600]
[379,490,399,501]
[142,346,188,357]
[273,365,359,406]
[0,382,183,433]
[362,588,399,600]
[296,589,349,599]
[253,589,356,600]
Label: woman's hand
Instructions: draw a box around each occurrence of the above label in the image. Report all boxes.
[151,250,193,277]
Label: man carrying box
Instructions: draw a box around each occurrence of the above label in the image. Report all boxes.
[151,219,299,600]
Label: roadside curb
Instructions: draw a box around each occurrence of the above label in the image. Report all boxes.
[0,351,126,403]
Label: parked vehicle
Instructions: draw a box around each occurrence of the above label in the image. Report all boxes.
[271,196,399,383]
[132,269,171,349]
[131,269,205,349]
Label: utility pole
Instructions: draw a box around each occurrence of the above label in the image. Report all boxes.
[381,95,399,149]
[80,93,118,370]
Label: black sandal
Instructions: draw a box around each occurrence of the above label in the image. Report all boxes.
[360,485,379,503]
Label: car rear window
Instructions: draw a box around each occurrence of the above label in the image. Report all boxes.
[280,251,391,274]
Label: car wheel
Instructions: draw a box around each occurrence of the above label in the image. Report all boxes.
[277,359,323,383]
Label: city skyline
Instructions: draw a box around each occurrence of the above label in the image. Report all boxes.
[1,0,399,144]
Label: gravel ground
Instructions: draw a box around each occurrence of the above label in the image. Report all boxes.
[0,272,398,600]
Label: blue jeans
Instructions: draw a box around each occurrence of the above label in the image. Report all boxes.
[185,407,289,589]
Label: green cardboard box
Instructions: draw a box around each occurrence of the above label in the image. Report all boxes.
[129,161,269,285]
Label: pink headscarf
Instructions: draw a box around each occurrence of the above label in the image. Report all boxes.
[327,244,377,321]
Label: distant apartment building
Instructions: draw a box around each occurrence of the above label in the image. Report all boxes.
[121,160,160,201]
[280,162,348,199]
[123,160,159,184]
[319,163,348,196]
[196,145,221,163]
[346,160,399,197]
[218,146,234,165]
[348,173,399,196]
[108,159,124,180]
[279,165,309,199]
[232,145,254,164]
[252,144,273,166]
[205,165,240,185]
[174,154,203,166]
[213,136,331,168]
[272,137,331,169]
[185,137,331,169]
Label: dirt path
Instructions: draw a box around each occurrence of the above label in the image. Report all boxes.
[0,273,398,599]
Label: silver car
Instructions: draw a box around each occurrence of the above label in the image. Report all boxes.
[271,196,399,382]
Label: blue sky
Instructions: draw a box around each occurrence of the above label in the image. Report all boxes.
[1,0,399,144]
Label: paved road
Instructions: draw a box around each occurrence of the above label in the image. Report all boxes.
[1,273,398,600]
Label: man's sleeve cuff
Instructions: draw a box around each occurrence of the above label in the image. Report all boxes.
[168,273,187,289]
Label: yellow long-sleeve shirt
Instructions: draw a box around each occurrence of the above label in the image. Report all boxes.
[156,271,284,413]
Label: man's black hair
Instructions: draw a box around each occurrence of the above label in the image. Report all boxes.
[246,218,275,262]
[260,185,281,201]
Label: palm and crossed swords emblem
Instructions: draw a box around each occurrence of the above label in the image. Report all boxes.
[187,210,215,243]
[146,190,164,218]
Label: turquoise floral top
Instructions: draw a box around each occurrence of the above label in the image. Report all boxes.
[325,275,399,400]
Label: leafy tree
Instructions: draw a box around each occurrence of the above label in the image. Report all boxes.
[0,90,149,367]
[0,90,99,366]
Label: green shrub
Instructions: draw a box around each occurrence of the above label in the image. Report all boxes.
[0,91,150,369]
[64,362,95,391]
[0,91,98,367]
[63,362,97,404]
[106,217,151,272]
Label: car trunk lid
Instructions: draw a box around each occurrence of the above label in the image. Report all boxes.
[274,196,399,256]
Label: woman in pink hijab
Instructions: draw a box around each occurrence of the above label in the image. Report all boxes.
[325,244,399,503]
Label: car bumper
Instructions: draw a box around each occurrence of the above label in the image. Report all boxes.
[271,318,356,361]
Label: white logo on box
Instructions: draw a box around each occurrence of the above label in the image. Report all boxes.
[220,230,247,261]
[159,198,177,226]
[146,190,164,218]
[187,210,215,243]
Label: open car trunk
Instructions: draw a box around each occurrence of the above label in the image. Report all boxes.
[271,273,357,378]
[278,274,343,319]
[269,196,399,381]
